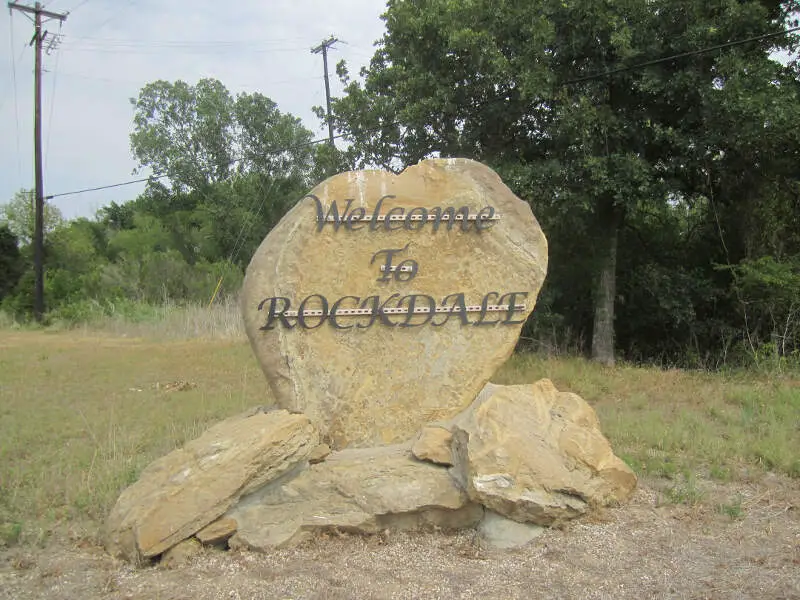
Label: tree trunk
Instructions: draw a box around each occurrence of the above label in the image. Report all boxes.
[591,198,620,366]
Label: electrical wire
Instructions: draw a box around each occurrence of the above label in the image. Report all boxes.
[53,70,323,87]
[65,34,309,46]
[82,0,136,38]
[45,24,800,201]
[0,38,24,110]
[563,24,800,85]
[45,132,333,199]
[65,0,93,13]
[56,31,314,56]
[226,175,279,266]
[44,21,63,171]
[8,12,24,180]
[58,42,311,55]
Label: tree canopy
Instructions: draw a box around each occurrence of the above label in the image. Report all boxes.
[1,15,799,370]
[328,0,800,365]
[130,78,316,192]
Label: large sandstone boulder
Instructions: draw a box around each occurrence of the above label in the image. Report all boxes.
[449,380,636,526]
[105,409,318,562]
[228,445,483,551]
[242,158,548,449]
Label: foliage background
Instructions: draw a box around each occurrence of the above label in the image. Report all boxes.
[2,0,800,370]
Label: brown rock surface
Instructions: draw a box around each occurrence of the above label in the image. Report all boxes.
[105,410,317,562]
[196,518,237,546]
[450,380,636,525]
[411,426,454,465]
[228,445,483,551]
[160,538,202,569]
[308,443,332,464]
[242,158,548,449]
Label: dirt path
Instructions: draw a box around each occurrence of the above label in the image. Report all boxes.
[1,480,798,600]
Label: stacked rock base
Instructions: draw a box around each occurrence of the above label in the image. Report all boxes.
[105,159,636,564]
[105,379,636,563]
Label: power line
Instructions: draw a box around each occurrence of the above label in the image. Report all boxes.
[45,25,800,201]
[57,33,312,55]
[58,44,311,55]
[65,0,92,12]
[44,20,63,170]
[0,20,26,109]
[78,0,134,36]
[53,70,324,87]
[8,11,23,179]
[46,174,160,198]
[65,33,309,45]
[47,129,337,199]
[563,25,800,85]
[226,175,279,267]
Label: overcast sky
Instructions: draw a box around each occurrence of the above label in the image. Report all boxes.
[0,0,388,220]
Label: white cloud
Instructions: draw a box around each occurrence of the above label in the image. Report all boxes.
[0,0,387,219]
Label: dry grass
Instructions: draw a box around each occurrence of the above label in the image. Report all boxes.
[494,353,800,482]
[1,322,799,599]
[0,330,269,546]
[51,296,246,341]
[0,324,798,551]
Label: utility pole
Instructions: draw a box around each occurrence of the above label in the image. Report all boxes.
[7,2,67,322]
[311,36,338,147]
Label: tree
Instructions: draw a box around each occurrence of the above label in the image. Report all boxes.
[130,79,316,193]
[0,225,22,301]
[329,0,799,365]
[0,189,64,246]
[128,78,319,274]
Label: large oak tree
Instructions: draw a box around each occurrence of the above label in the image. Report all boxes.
[328,0,798,365]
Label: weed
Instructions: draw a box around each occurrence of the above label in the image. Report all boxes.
[709,464,733,482]
[663,473,705,506]
[0,522,23,547]
[717,495,745,519]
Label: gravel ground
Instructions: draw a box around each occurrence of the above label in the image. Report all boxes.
[1,478,798,600]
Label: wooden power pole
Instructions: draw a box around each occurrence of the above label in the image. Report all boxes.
[7,1,67,322]
[311,36,338,147]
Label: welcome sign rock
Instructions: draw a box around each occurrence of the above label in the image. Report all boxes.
[241,158,548,449]
[105,159,637,563]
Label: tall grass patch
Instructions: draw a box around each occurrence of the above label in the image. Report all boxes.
[47,296,245,340]
[493,354,800,479]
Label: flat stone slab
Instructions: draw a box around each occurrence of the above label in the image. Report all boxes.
[104,409,317,562]
[242,158,548,449]
[228,445,483,550]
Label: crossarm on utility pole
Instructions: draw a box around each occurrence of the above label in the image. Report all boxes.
[8,1,67,21]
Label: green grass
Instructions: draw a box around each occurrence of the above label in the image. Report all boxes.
[0,328,798,547]
[493,353,800,482]
[716,494,745,519]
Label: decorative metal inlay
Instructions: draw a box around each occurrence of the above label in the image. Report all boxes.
[319,213,501,223]
[281,304,526,318]
[379,264,415,273]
